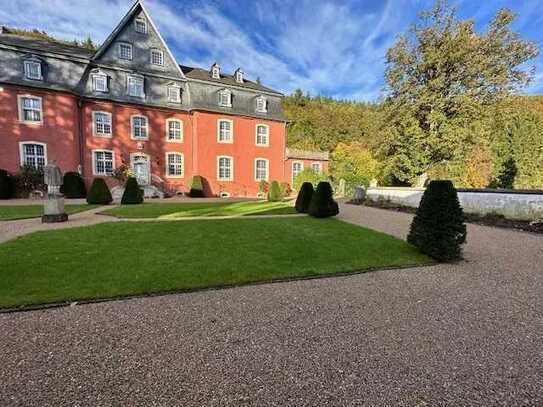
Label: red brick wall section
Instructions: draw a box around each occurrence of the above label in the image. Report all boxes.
[82,100,193,193]
[0,84,80,174]
[192,111,286,197]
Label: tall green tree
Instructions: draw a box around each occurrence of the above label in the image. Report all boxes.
[379,0,538,184]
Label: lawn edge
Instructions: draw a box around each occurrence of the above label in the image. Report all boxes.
[0,261,435,314]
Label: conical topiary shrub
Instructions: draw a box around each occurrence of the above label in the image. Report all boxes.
[295,182,314,213]
[268,180,282,202]
[0,169,15,199]
[407,180,466,262]
[189,175,205,197]
[60,171,86,198]
[86,178,113,205]
[121,177,144,204]
[308,181,339,218]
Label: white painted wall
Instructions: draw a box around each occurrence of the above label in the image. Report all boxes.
[366,187,543,221]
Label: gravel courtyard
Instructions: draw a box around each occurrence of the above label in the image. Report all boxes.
[1,204,542,406]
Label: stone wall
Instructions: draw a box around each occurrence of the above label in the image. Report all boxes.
[366,187,543,221]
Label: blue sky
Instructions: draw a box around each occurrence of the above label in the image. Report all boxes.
[1,0,542,100]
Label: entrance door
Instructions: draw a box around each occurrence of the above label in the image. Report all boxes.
[131,154,150,185]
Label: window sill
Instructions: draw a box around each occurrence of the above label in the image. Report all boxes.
[166,139,184,144]
[93,134,113,139]
[165,174,184,179]
[18,120,43,126]
[217,140,234,144]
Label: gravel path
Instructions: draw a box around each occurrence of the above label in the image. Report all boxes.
[1,204,542,406]
[0,206,116,244]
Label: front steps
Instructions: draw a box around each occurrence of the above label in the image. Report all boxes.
[111,184,165,201]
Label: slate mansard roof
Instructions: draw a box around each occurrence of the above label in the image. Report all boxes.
[0,1,285,121]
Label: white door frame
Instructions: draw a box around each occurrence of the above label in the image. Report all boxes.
[130,152,151,185]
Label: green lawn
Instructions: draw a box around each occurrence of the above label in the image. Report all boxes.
[100,201,297,219]
[0,218,430,308]
[0,204,98,221]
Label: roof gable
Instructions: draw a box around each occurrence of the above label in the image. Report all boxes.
[92,1,185,79]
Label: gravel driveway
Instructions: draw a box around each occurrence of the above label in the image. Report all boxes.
[1,204,542,406]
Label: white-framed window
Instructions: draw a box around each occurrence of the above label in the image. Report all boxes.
[235,69,243,83]
[167,85,181,103]
[217,156,233,181]
[165,152,184,178]
[166,119,183,142]
[256,124,269,146]
[119,43,133,60]
[127,75,145,98]
[92,111,112,137]
[92,149,115,176]
[217,119,233,143]
[218,89,232,107]
[131,115,148,140]
[256,96,267,113]
[18,95,42,123]
[92,72,108,92]
[211,64,220,79]
[19,142,47,169]
[292,161,303,182]
[24,59,42,80]
[150,49,164,66]
[311,162,322,173]
[134,18,148,34]
[254,158,269,181]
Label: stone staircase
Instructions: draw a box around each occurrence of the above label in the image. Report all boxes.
[111,184,165,201]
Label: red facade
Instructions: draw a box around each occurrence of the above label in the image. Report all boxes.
[0,84,305,197]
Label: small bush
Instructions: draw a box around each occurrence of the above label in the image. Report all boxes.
[14,165,45,197]
[268,180,282,202]
[121,177,143,205]
[0,169,16,199]
[308,181,339,218]
[258,180,269,194]
[407,180,467,262]
[60,172,86,198]
[293,168,330,191]
[295,182,314,213]
[189,175,205,197]
[87,178,113,205]
[280,182,292,197]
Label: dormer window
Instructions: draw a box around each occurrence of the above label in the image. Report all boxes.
[23,58,42,80]
[150,49,164,66]
[127,74,145,98]
[211,63,220,79]
[256,96,267,113]
[91,70,108,92]
[134,18,148,34]
[167,84,181,103]
[119,43,133,60]
[234,68,243,83]
[218,89,232,107]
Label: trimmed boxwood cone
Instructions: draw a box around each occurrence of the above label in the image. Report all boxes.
[189,175,205,197]
[86,178,113,205]
[0,169,15,199]
[295,182,314,213]
[268,180,282,202]
[407,180,467,262]
[308,181,339,218]
[121,177,144,204]
[60,171,86,198]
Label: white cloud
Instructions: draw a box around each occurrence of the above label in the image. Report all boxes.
[2,0,539,101]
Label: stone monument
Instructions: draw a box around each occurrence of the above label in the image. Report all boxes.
[42,161,68,223]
